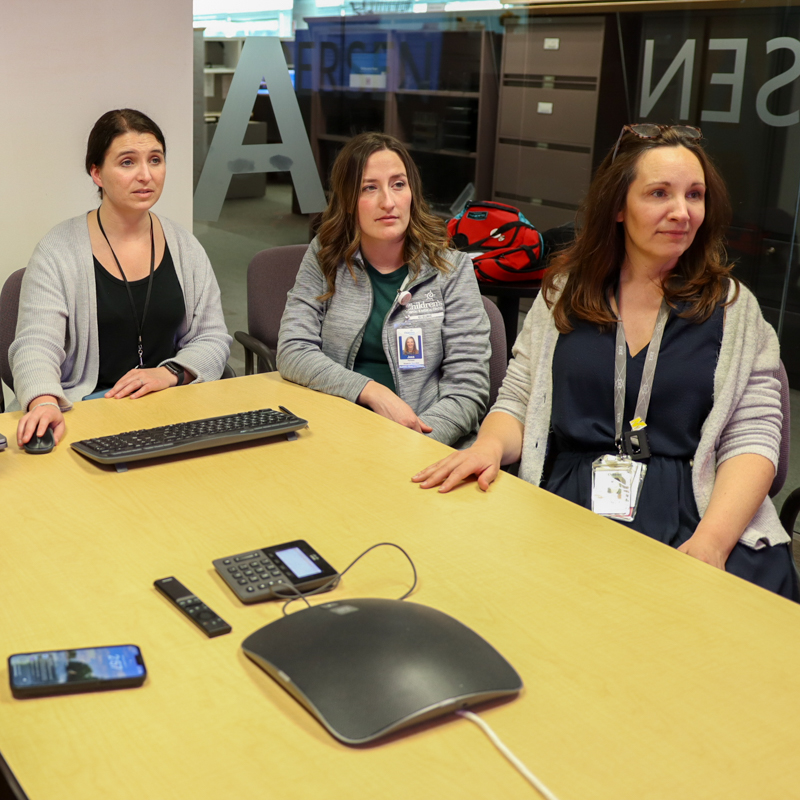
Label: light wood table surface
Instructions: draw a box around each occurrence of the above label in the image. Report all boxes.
[1,373,799,800]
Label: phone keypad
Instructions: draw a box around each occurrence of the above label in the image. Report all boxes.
[213,553,295,604]
[228,557,286,584]
[213,544,339,605]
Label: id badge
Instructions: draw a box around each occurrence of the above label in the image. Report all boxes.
[396,327,425,370]
[591,454,647,522]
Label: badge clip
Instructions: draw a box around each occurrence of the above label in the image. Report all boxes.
[623,428,651,461]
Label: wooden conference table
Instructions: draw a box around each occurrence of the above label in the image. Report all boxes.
[1,373,800,800]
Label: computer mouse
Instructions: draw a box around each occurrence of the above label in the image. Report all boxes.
[23,428,55,455]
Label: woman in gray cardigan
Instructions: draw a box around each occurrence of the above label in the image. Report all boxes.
[277,133,490,447]
[415,125,798,600]
[11,109,230,449]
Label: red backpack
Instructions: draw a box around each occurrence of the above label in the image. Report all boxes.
[447,201,545,284]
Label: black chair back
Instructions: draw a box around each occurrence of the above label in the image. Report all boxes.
[0,268,25,410]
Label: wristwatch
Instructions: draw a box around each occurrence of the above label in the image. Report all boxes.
[163,362,185,387]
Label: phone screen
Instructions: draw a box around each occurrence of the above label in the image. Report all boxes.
[9,645,145,690]
[274,546,323,579]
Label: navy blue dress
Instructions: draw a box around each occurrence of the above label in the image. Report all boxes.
[545,305,799,600]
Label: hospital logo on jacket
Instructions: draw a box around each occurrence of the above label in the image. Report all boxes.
[406,289,444,320]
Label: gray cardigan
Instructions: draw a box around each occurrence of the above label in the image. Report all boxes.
[9,213,231,412]
[492,282,790,549]
[276,237,490,446]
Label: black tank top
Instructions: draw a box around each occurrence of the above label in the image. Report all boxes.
[93,243,185,392]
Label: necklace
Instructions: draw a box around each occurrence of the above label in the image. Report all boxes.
[96,208,155,369]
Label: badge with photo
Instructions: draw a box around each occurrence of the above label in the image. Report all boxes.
[396,327,425,370]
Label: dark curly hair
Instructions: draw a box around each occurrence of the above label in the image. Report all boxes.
[543,126,737,332]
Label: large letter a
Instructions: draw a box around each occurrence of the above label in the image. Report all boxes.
[194,37,326,222]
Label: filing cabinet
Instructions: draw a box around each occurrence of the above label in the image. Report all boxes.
[494,143,592,207]
[503,19,605,77]
[493,16,626,232]
[498,86,600,146]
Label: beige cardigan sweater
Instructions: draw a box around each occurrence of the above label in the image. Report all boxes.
[491,282,789,549]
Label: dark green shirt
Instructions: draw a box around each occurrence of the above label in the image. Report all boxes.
[353,261,408,393]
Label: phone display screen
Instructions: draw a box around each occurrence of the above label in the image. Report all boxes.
[9,645,145,690]
[274,546,323,579]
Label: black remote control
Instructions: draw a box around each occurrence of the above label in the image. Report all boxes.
[154,577,232,638]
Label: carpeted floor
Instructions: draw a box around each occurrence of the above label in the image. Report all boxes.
[193,182,310,377]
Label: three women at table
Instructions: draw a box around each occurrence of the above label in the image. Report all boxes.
[277,132,490,446]
[415,124,798,600]
[11,109,231,447]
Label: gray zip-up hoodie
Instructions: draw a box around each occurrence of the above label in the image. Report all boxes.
[277,237,490,446]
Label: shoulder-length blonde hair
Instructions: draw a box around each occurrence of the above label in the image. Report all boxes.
[316,132,451,300]
[543,126,737,333]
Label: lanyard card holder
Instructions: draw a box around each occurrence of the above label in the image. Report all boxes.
[591,454,647,522]
[596,289,666,520]
[394,276,425,371]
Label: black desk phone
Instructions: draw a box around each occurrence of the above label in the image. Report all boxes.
[213,540,338,604]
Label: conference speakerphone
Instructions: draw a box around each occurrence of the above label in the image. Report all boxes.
[71,407,308,470]
[242,598,523,744]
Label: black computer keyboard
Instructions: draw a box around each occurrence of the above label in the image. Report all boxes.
[71,407,308,466]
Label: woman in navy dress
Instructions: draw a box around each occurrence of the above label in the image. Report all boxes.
[414,125,798,600]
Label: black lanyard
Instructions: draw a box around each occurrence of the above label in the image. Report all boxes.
[96,208,155,368]
[613,287,669,459]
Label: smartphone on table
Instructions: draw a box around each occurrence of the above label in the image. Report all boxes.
[8,644,146,698]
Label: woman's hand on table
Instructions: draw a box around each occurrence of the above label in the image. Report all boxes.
[358,381,433,434]
[17,397,65,447]
[413,412,524,493]
[413,440,504,493]
[105,367,180,399]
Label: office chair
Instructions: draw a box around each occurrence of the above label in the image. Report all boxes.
[235,244,309,375]
[773,360,800,537]
[0,268,25,413]
[771,360,791,499]
[0,268,235,414]
[482,295,507,410]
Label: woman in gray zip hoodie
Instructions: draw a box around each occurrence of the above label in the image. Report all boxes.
[277,133,490,447]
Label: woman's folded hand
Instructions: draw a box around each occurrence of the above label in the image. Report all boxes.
[358,380,433,434]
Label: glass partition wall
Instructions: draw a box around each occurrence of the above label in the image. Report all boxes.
[194,1,800,394]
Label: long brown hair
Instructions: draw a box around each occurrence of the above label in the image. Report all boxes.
[316,132,451,300]
[543,127,737,333]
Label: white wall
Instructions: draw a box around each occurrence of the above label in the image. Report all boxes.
[0,0,194,288]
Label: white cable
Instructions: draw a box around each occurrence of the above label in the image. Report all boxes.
[456,710,562,800]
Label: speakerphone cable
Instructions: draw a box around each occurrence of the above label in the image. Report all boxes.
[457,710,562,800]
